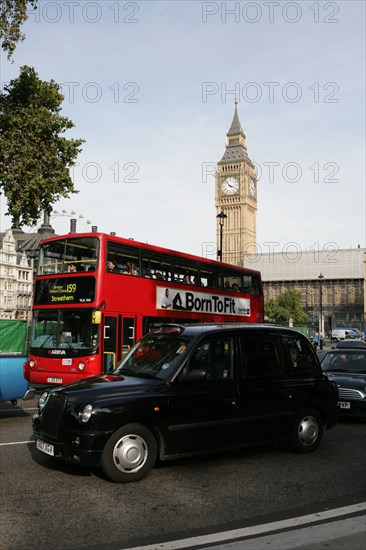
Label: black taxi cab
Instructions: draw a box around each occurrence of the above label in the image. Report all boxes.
[33,324,339,483]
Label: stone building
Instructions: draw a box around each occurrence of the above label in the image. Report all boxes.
[244,247,366,333]
[0,229,33,320]
[0,215,55,320]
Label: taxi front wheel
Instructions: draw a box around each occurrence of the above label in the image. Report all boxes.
[289,408,324,453]
[101,423,158,483]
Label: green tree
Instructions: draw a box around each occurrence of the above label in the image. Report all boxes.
[0,0,38,59]
[0,66,84,227]
[265,289,309,326]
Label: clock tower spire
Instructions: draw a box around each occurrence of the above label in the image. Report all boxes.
[215,102,257,266]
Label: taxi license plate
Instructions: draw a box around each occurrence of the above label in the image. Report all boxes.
[36,438,54,456]
[338,401,351,409]
[47,377,62,384]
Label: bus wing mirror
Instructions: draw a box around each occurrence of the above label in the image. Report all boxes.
[92,311,101,324]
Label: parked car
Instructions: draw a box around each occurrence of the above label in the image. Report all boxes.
[335,339,366,349]
[332,328,364,342]
[320,349,366,419]
[0,352,35,404]
[331,329,352,342]
[33,324,339,483]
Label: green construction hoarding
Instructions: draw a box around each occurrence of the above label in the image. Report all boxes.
[0,320,28,353]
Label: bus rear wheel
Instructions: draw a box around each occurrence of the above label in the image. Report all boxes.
[101,423,157,483]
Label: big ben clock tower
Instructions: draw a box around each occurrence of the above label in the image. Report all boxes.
[216,101,257,266]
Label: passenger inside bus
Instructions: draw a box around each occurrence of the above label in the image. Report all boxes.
[183,272,192,284]
[68,262,84,273]
[126,262,138,276]
[193,275,203,286]
[107,259,119,273]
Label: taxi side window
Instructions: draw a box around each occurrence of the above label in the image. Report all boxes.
[239,334,283,379]
[283,336,317,375]
[188,337,233,381]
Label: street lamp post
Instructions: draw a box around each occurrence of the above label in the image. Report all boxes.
[216,211,227,262]
[318,273,325,350]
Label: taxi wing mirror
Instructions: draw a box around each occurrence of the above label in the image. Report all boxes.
[184,368,206,382]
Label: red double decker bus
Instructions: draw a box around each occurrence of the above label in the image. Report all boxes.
[25,232,263,385]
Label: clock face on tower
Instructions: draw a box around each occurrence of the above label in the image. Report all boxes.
[249,179,256,197]
[221,177,239,196]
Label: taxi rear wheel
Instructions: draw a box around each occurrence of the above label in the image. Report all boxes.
[289,408,324,453]
[101,423,157,483]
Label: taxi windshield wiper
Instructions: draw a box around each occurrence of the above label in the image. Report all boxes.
[327,368,348,372]
[118,366,159,379]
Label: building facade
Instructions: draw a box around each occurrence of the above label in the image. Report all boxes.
[0,229,33,320]
[215,102,257,266]
[0,215,55,320]
[244,248,366,332]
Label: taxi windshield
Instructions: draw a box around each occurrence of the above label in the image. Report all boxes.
[114,333,192,380]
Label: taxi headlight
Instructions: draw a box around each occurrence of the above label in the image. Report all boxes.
[38,391,49,410]
[78,362,85,371]
[80,404,93,423]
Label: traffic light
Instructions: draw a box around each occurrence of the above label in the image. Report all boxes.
[328,316,332,330]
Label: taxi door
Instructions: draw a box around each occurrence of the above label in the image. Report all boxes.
[236,332,294,443]
[166,333,241,455]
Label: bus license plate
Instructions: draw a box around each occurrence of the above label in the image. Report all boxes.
[338,401,350,409]
[36,438,54,456]
[47,377,63,384]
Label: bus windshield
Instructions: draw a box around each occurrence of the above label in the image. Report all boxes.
[37,237,99,275]
[30,309,99,356]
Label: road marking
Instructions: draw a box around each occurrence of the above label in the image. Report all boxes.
[0,407,36,413]
[0,440,34,446]
[123,502,366,550]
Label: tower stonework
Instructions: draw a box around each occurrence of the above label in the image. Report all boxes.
[216,103,257,266]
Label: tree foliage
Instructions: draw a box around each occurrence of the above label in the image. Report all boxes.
[265,289,309,326]
[0,66,85,227]
[0,0,38,59]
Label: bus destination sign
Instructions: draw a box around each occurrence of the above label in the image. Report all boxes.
[34,277,96,305]
[156,287,250,317]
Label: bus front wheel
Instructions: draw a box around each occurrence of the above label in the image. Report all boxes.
[101,423,158,483]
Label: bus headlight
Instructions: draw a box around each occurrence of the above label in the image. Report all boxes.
[80,404,93,423]
[29,360,35,368]
[78,362,86,371]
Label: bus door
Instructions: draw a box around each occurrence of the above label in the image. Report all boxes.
[121,316,136,357]
[103,315,117,373]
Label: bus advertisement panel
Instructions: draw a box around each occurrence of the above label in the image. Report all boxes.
[156,287,251,317]
[25,232,264,385]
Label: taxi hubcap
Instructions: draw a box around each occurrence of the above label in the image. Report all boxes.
[112,434,148,473]
[298,415,318,446]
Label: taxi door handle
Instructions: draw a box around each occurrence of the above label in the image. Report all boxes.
[225,398,238,407]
